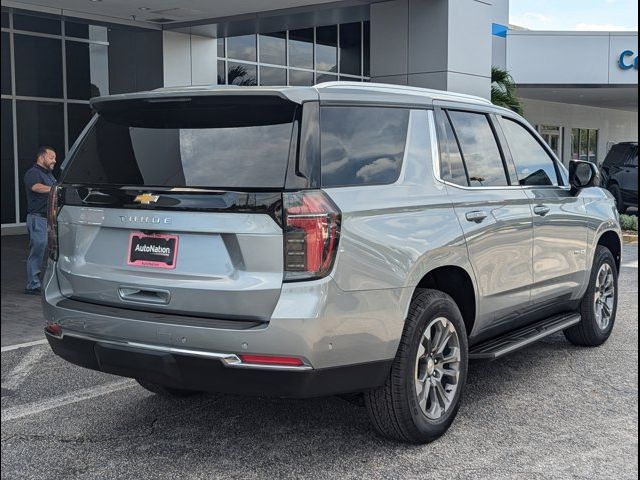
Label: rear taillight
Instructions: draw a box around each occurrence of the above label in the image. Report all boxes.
[47,185,60,261]
[283,190,341,281]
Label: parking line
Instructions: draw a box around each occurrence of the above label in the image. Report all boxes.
[1,347,47,391]
[622,260,638,269]
[1,339,48,353]
[1,379,137,422]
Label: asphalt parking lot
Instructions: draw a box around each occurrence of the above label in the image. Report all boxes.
[1,235,638,480]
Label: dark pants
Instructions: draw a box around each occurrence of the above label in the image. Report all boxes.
[26,214,47,290]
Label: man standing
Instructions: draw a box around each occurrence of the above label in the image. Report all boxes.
[23,146,57,295]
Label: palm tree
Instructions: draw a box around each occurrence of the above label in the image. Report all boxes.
[491,66,523,115]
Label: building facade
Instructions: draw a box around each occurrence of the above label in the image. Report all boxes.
[0,0,638,232]
[507,29,638,166]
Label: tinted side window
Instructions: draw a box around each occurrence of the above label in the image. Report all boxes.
[447,111,508,187]
[604,145,628,166]
[440,113,468,186]
[500,118,559,186]
[321,106,409,187]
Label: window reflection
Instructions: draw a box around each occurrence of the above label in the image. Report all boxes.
[1,100,15,224]
[13,12,60,35]
[218,22,369,86]
[441,115,468,186]
[289,69,314,86]
[67,103,93,147]
[227,62,257,86]
[316,25,337,72]
[1,32,11,95]
[448,111,508,187]
[340,23,361,76]
[14,34,63,98]
[227,35,256,62]
[316,73,337,83]
[260,66,286,86]
[66,41,109,100]
[217,60,226,85]
[259,32,286,66]
[363,21,370,77]
[502,118,558,186]
[321,106,409,187]
[65,21,108,41]
[289,28,314,69]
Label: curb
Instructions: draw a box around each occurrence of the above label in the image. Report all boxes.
[622,233,638,243]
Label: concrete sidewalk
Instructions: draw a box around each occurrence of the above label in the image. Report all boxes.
[1,235,46,347]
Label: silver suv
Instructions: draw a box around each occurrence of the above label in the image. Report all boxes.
[43,82,621,444]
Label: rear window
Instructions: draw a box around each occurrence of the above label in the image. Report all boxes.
[320,106,409,187]
[62,97,297,189]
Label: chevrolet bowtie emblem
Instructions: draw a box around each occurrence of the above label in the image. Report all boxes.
[133,193,160,205]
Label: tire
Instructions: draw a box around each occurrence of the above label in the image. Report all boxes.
[136,379,201,398]
[608,184,625,214]
[364,289,468,444]
[564,245,618,347]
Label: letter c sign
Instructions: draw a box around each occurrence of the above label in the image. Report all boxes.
[618,50,639,70]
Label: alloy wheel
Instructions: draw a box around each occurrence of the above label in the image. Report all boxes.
[414,317,461,420]
[593,263,615,330]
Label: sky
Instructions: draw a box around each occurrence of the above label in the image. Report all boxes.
[509,0,638,31]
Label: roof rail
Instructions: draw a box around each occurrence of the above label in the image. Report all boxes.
[314,81,493,104]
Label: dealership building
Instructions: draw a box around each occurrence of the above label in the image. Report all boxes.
[1,0,638,232]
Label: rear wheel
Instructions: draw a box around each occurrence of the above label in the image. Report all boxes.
[364,289,468,443]
[564,245,618,346]
[136,379,201,398]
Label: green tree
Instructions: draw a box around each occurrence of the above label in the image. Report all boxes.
[491,66,523,115]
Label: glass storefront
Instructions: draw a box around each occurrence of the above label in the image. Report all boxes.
[1,9,370,227]
[537,124,563,161]
[571,128,599,164]
[217,21,370,86]
[1,8,108,224]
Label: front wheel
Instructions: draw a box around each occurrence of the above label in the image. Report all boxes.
[564,245,618,346]
[364,289,468,443]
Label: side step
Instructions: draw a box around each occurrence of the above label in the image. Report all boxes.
[469,312,581,361]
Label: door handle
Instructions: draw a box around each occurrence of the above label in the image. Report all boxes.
[533,205,551,216]
[465,211,488,223]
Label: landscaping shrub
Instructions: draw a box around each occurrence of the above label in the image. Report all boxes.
[620,214,638,232]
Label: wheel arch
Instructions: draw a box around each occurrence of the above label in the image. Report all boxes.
[596,230,622,271]
[412,266,476,336]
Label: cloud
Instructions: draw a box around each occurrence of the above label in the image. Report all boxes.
[509,12,554,30]
[522,12,552,23]
[574,22,635,30]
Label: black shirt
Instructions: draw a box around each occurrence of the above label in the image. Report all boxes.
[24,164,56,215]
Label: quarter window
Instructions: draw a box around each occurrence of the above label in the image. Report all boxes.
[501,118,559,186]
[447,111,508,187]
[320,106,409,187]
[440,114,468,186]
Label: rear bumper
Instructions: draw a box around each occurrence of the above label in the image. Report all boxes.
[42,262,409,397]
[45,331,392,398]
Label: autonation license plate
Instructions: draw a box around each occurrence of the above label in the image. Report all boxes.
[127,232,178,269]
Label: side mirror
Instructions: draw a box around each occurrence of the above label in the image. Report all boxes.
[569,160,600,193]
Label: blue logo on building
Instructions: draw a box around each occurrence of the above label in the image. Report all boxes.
[618,50,638,70]
[492,23,508,38]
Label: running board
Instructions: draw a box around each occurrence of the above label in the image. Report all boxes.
[469,312,581,361]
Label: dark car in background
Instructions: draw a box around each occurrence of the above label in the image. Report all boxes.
[601,142,638,213]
